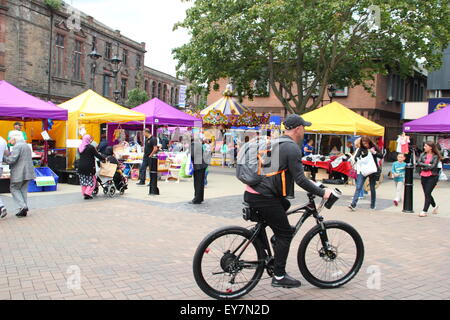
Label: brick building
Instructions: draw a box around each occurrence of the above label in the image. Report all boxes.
[207,71,427,143]
[143,66,185,108]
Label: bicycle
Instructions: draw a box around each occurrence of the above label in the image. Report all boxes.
[192,186,365,300]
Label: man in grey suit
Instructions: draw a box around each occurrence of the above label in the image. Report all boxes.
[5,131,36,217]
[0,136,8,219]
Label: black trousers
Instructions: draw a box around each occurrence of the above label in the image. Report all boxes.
[193,168,206,202]
[245,196,293,277]
[139,157,151,183]
[421,175,439,212]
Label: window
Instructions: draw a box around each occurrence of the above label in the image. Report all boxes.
[105,42,112,60]
[175,88,179,105]
[253,79,270,97]
[55,34,65,77]
[157,83,162,99]
[73,40,83,80]
[136,54,141,69]
[151,81,157,98]
[163,84,167,102]
[103,75,111,97]
[387,73,405,102]
[121,78,128,99]
[144,80,149,95]
[170,87,174,105]
[122,49,128,66]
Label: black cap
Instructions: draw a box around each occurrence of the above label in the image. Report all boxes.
[14,122,23,126]
[283,114,312,130]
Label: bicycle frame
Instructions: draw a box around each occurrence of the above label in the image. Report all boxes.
[233,193,331,267]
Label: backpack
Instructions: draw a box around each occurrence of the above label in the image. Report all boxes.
[236,137,295,196]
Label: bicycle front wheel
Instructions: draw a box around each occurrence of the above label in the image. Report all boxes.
[297,221,364,289]
[193,226,266,300]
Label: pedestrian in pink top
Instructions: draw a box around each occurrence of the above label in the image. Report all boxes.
[417,141,442,217]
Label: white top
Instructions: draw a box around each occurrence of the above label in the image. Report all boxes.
[0,137,7,163]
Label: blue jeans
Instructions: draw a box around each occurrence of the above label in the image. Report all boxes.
[351,173,377,208]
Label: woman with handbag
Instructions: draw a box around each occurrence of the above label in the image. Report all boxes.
[348,136,383,211]
[78,135,105,200]
[417,141,442,217]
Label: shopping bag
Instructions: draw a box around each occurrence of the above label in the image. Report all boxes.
[99,161,118,178]
[185,154,194,176]
[359,152,378,177]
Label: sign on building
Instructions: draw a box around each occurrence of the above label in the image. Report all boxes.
[178,85,187,108]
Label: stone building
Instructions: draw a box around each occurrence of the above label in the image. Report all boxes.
[143,66,184,107]
[0,0,146,104]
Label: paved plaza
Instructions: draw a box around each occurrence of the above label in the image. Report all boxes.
[0,167,449,300]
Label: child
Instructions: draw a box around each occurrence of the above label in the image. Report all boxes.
[391,153,407,206]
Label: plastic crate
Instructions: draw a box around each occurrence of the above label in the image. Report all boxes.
[28,167,59,193]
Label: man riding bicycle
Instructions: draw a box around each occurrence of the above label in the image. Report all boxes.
[244,114,332,288]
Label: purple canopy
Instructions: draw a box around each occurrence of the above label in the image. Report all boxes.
[131,98,202,127]
[403,106,450,133]
[0,80,68,120]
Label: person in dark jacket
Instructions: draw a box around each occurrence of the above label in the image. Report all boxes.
[348,136,383,211]
[244,115,332,289]
[78,135,105,200]
[417,141,442,217]
[189,137,209,204]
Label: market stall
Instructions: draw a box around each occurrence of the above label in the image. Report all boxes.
[0,80,68,193]
[59,89,146,170]
[403,105,450,167]
[103,98,202,179]
[300,102,385,182]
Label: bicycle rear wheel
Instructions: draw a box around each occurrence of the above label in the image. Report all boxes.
[193,226,266,300]
[297,220,364,289]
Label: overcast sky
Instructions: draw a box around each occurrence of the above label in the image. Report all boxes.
[69,0,192,77]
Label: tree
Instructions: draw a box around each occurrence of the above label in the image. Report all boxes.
[173,0,450,115]
[126,88,149,108]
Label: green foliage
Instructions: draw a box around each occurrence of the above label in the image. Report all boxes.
[173,0,450,114]
[44,0,62,11]
[126,88,150,109]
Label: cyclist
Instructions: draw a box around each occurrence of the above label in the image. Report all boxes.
[244,114,332,288]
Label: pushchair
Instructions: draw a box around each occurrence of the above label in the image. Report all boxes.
[93,160,128,198]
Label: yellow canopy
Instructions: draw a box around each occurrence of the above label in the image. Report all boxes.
[59,90,145,168]
[60,90,145,124]
[300,102,385,136]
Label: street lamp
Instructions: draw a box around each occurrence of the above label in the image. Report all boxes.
[328,84,337,103]
[88,48,102,91]
[111,52,122,103]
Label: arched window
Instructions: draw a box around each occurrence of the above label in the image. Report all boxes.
[152,81,157,99]
[144,80,149,95]
[170,87,174,105]
[163,84,167,102]
[175,88,179,106]
[157,83,162,99]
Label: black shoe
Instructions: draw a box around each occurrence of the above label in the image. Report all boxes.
[16,208,28,218]
[136,182,145,185]
[189,200,202,205]
[271,274,301,288]
[85,195,93,200]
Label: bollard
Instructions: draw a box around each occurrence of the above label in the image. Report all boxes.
[402,164,414,213]
[149,156,160,195]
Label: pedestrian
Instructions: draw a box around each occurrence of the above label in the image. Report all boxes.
[7,122,27,148]
[190,137,209,204]
[97,134,108,155]
[77,135,105,200]
[203,139,212,187]
[137,129,158,185]
[348,136,383,211]
[221,137,228,167]
[0,136,8,218]
[4,131,36,217]
[302,139,317,181]
[417,141,442,217]
[391,153,407,206]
